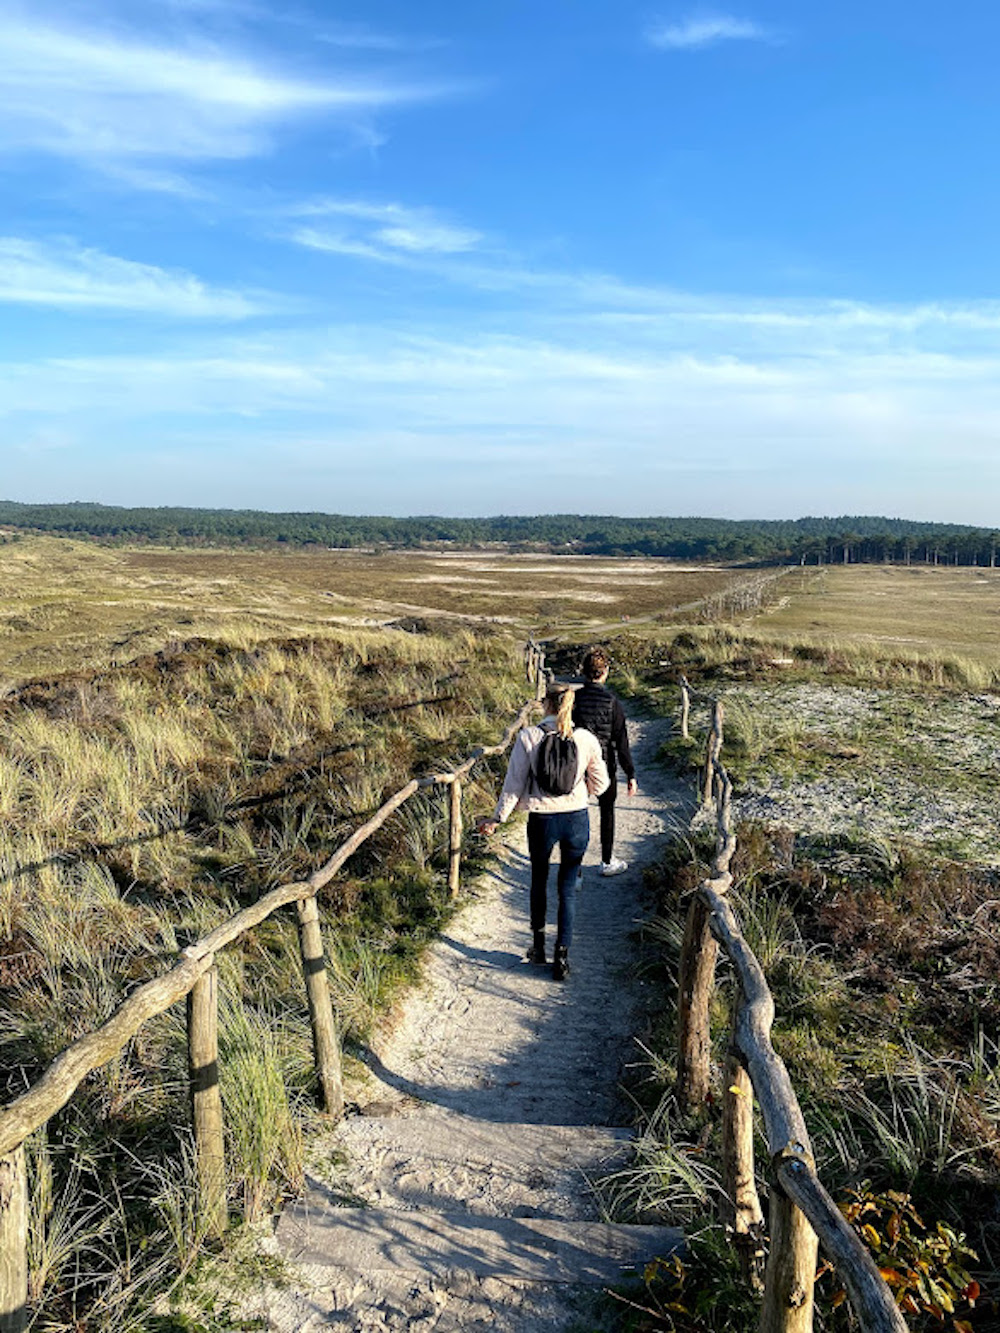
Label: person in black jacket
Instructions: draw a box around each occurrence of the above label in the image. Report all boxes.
[572,646,637,876]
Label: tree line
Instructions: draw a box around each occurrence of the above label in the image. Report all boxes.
[0,501,998,566]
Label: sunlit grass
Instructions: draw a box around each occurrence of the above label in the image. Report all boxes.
[0,585,527,1326]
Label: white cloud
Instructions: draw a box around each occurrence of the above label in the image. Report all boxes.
[376,223,480,253]
[0,11,449,163]
[290,199,483,257]
[315,21,444,53]
[0,238,263,316]
[6,321,1000,518]
[97,162,211,198]
[282,209,1000,348]
[646,14,774,49]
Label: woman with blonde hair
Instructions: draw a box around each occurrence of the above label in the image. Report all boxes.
[477,683,608,980]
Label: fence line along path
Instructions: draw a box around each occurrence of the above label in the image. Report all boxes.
[0,657,544,1332]
[261,711,693,1333]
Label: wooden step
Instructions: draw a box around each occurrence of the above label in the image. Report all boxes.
[277,1203,683,1285]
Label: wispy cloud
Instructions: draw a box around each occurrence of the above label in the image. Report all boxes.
[645,13,775,50]
[282,203,1000,344]
[0,237,264,316]
[5,327,1000,517]
[6,310,1000,517]
[0,10,451,164]
[314,21,444,53]
[290,199,483,259]
[97,162,212,199]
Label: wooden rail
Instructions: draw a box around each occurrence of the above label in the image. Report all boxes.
[0,643,548,1331]
[676,683,907,1332]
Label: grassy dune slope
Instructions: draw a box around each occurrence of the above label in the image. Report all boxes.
[0,542,543,1330]
[610,569,1000,1331]
[8,541,1000,1330]
[0,537,745,686]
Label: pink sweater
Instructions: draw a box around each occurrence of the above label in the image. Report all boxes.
[493,721,610,823]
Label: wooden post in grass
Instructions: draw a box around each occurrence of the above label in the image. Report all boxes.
[448,778,463,899]
[0,1145,27,1333]
[721,1039,765,1292]
[702,699,724,806]
[675,896,717,1112]
[679,675,691,741]
[187,963,227,1241]
[760,1186,818,1333]
[531,643,547,701]
[296,896,344,1121]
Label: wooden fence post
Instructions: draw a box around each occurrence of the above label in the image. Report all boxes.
[532,644,547,701]
[722,1039,765,1292]
[702,699,724,806]
[679,675,691,741]
[448,778,463,899]
[187,963,227,1242]
[0,1146,27,1333]
[760,1184,818,1333]
[296,896,345,1121]
[675,896,717,1112]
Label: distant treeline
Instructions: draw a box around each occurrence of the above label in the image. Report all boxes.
[1,501,998,565]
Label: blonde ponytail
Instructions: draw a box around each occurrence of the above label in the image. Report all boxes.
[544,686,575,740]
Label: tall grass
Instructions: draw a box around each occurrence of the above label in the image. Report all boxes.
[2,622,527,1325]
[219,997,307,1223]
[659,624,1000,691]
[641,811,1000,1322]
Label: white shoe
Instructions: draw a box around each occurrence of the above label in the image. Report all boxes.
[600,858,628,877]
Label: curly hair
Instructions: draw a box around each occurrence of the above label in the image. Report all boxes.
[582,646,611,681]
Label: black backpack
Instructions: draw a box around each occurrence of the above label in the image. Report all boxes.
[534,729,579,796]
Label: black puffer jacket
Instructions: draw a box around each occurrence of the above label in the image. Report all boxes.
[572,683,635,781]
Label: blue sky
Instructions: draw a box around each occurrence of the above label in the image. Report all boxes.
[3,0,1000,520]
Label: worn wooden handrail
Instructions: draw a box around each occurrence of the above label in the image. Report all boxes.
[0,650,546,1327]
[676,687,906,1332]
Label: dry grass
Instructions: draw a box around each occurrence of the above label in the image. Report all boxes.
[8,535,1000,1327]
[754,564,1000,673]
[0,593,529,1328]
[0,537,748,684]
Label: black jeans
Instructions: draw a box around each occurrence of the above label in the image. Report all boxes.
[526,808,590,950]
[598,779,617,863]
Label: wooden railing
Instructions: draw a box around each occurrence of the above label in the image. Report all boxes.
[0,645,549,1333]
[676,682,907,1332]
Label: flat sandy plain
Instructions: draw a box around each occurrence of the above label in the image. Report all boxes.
[0,538,737,684]
[758,563,1000,668]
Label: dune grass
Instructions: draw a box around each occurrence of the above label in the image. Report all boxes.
[749,563,1000,676]
[9,538,1000,1329]
[0,536,753,687]
[607,579,1000,1329]
[628,822,998,1332]
[0,613,529,1329]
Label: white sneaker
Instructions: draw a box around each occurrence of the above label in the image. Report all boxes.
[600,857,628,877]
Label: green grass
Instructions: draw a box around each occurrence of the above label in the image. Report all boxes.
[10,540,1000,1330]
[616,601,1000,1329]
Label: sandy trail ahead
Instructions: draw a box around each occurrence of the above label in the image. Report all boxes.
[264,713,693,1332]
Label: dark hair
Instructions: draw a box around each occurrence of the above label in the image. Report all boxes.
[582,646,610,681]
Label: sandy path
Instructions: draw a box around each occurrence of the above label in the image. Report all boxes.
[263,712,693,1332]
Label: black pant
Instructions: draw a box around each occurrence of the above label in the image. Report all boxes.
[598,778,617,863]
